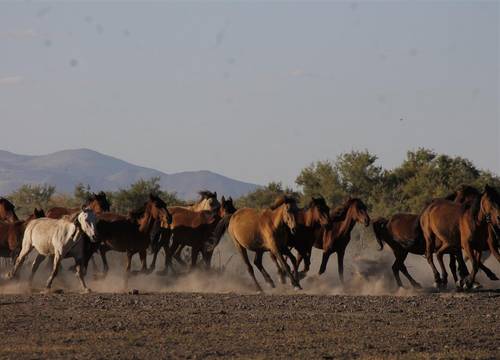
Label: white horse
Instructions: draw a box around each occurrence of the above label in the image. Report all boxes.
[8,208,98,293]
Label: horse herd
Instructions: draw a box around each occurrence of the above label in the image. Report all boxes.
[0,185,499,293]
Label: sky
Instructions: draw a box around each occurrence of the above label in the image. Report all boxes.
[0,1,498,186]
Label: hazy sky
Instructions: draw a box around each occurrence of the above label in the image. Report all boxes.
[1,1,498,186]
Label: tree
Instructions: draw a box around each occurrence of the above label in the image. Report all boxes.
[74,183,92,205]
[236,182,299,209]
[296,161,345,206]
[8,184,56,218]
[110,177,184,213]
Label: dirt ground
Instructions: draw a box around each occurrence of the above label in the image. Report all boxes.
[0,290,499,359]
[1,234,499,359]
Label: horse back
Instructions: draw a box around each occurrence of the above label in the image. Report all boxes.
[26,218,77,255]
[228,208,267,250]
[387,213,424,253]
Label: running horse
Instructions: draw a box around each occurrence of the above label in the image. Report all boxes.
[94,194,172,276]
[314,198,371,284]
[46,191,111,219]
[209,195,301,292]
[8,208,98,293]
[372,214,425,288]
[0,208,45,263]
[420,185,500,289]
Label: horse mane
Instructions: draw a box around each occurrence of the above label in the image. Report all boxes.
[485,185,500,206]
[129,204,146,221]
[87,191,111,210]
[330,198,360,221]
[269,195,297,210]
[307,196,328,210]
[68,210,80,223]
[0,197,15,211]
[149,193,167,209]
[198,190,217,200]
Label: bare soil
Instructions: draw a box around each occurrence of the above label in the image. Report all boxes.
[1,290,499,359]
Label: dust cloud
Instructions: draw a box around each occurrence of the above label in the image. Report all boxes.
[1,224,499,296]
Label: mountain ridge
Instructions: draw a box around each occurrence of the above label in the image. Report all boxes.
[0,148,258,200]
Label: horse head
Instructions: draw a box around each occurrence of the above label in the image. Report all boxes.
[197,190,220,211]
[0,197,18,222]
[220,196,237,217]
[271,195,299,234]
[347,198,371,227]
[482,185,500,228]
[308,196,330,226]
[372,217,388,251]
[76,207,98,242]
[88,191,111,213]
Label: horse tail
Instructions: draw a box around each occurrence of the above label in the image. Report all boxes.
[372,217,387,251]
[206,214,233,252]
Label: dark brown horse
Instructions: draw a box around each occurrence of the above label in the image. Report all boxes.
[95,194,171,275]
[373,214,424,288]
[46,191,111,219]
[0,198,19,222]
[420,185,500,289]
[209,196,301,292]
[0,208,46,262]
[316,198,371,284]
[285,197,330,278]
[149,196,236,273]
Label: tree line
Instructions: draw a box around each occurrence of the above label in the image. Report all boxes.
[4,148,499,219]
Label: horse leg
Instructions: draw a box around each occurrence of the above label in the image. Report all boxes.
[270,253,286,284]
[448,253,458,285]
[29,254,46,285]
[337,248,346,285]
[282,246,300,283]
[234,243,262,292]
[270,248,301,290]
[253,250,276,288]
[318,250,333,276]
[99,247,109,276]
[478,260,499,281]
[391,250,404,288]
[190,246,200,270]
[139,250,148,273]
[461,238,479,289]
[435,243,449,288]
[75,261,90,293]
[424,236,441,287]
[8,243,33,279]
[174,245,188,267]
[398,252,421,288]
[45,253,62,290]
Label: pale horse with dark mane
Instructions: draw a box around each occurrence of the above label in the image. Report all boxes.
[8,208,98,293]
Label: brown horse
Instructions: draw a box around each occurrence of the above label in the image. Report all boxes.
[46,191,111,219]
[0,208,46,262]
[285,197,330,278]
[0,198,19,222]
[209,195,301,292]
[373,214,424,288]
[420,185,500,289]
[178,190,220,212]
[95,194,171,275]
[316,198,371,284]
[149,196,236,273]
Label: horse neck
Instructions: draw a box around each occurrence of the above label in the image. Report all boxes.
[138,210,156,236]
[333,206,356,238]
[269,206,286,231]
[302,208,315,228]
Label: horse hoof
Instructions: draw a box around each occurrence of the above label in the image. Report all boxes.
[293,286,302,291]
[472,282,482,290]
[81,288,92,294]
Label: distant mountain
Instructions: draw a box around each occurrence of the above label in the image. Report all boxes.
[0,149,259,200]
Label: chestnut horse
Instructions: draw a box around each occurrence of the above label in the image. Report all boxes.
[46,191,111,219]
[0,198,19,222]
[420,185,500,289]
[177,190,220,212]
[95,194,171,275]
[209,196,301,292]
[372,214,425,288]
[149,196,236,273]
[0,208,45,262]
[316,198,371,284]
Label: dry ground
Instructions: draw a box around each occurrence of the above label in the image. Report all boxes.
[0,290,499,359]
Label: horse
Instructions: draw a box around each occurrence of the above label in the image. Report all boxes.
[0,208,46,264]
[94,194,171,276]
[149,196,236,273]
[420,185,500,289]
[372,214,425,288]
[315,198,371,284]
[209,195,301,292]
[176,190,220,212]
[46,191,111,219]
[7,208,98,293]
[282,197,330,279]
[0,198,19,222]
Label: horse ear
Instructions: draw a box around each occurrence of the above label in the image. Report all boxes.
[228,196,233,202]
[214,192,217,198]
[221,196,226,203]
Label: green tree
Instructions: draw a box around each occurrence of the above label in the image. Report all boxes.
[73,183,92,205]
[236,182,299,209]
[8,184,56,218]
